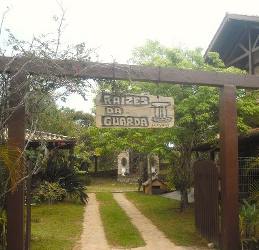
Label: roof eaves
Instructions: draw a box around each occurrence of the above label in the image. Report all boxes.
[204,13,259,60]
[227,13,259,23]
[204,13,230,59]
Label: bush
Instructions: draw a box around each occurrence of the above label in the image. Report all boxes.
[32,151,88,204]
[240,200,259,249]
[0,163,8,250]
[0,210,6,250]
[33,182,67,204]
[57,168,88,203]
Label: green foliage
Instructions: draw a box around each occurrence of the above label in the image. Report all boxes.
[27,92,94,137]
[0,11,93,250]
[1,17,96,143]
[0,145,25,192]
[33,181,67,204]
[170,152,191,191]
[128,40,259,210]
[240,181,259,248]
[0,210,6,250]
[0,146,25,250]
[240,200,259,239]
[76,127,124,170]
[83,42,252,177]
[33,151,88,204]
[0,165,7,211]
[91,42,259,213]
[131,40,258,133]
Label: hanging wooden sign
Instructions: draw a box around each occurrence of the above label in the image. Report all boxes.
[96,93,174,128]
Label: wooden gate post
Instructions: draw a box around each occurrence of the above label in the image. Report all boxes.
[7,72,26,250]
[219,85,240,250]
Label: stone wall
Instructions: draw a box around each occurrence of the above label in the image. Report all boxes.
[148,155,160,175]
[117,151,130,176]
[117,151,160,181]
[117,175,139,184]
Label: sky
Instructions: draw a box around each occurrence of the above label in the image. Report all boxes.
[1,0,259,113]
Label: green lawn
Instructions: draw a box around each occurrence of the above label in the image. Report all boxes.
[96,192,145,248]
[126,192,207,247]
[31,202,84,250]
[87,177,138,192]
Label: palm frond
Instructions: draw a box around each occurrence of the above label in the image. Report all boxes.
[0,145,25,191]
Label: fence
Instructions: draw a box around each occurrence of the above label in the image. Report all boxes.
[194,160,219,245]
[193,157,259,247]
[239,157,259,200]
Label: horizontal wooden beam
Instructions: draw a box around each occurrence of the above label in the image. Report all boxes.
[226,51,249,67]
[1,56,259,88]
[252,46,259,53]
[253,35,259,49]
[238,43,248,53]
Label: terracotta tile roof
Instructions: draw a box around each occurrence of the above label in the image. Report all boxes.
[25,129,75,142]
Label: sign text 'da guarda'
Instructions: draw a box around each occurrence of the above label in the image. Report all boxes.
[96,93,174,128]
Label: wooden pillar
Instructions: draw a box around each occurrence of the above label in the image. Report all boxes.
[25,160,32,250]
[248,29,254,75]
[7,72,26,250]
[219,85,240,250]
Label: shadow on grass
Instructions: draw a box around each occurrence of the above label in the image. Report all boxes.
[126,192,208,247]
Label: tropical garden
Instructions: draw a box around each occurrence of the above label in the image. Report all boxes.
[1,9,259,250]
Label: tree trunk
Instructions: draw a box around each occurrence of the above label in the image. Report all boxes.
[179,145,192,212]
[147,154,152,195]
[94,156,98,173]
[180,189,189,212]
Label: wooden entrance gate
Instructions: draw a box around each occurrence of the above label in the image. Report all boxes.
[194,160,219,245]
[1,57,253,249]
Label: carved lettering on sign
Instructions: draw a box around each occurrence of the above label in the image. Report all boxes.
[96,93,174,128]
[103,94,149,106]
[102,116,149,127]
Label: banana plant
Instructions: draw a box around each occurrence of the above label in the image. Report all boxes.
[0,209,7,249]
[0,145,25,192]
[240,200,259,238]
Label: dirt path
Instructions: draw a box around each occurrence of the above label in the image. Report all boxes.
[78,193,207,250]
[113,193,207,250]
[78,193,109,250]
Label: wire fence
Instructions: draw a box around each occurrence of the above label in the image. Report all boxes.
[239,157,259,200]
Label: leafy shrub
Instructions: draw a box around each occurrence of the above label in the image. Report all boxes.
[0,165,7,209]
[0,162,8,250]
[0,210,6,250]
[240,200,259,238]
[241,239,259,250]
[32,151,88,204]
[64,171,87,202]
[33,182,67,204]
[240,200,259,249]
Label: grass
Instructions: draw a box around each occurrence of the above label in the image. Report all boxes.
[87,177,138,192]
[96,192,145,248]
[31,202,84,250]
[126,192,207,247]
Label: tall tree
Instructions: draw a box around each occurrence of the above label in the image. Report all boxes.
[130,40,259,210]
